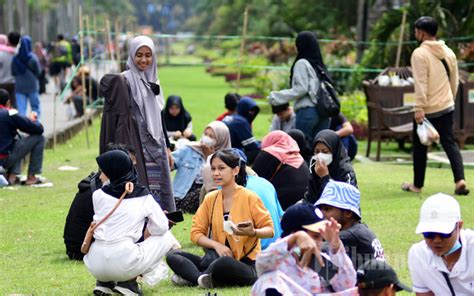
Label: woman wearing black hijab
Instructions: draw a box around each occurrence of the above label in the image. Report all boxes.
[287,129,312,164]
[163,95,196,141]
[84,150,179,295]
[306,130,357,203]
[269,31,331,142]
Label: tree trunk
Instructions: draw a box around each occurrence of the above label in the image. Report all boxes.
[356,0,368,63]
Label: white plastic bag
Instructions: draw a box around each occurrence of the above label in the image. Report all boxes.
[142,260,169,287]
[417,118,440,146]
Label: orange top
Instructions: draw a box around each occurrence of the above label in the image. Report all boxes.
[190,186,274,261]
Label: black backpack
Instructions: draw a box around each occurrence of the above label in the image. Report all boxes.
[314,65,341,118]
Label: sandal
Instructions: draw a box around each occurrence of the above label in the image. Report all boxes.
[455,184,470,196]
[21,178,44,186]
[401,182,421,193]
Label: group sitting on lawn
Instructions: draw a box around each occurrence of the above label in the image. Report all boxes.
[58,16,472,296]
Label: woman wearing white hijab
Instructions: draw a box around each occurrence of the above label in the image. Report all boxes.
[123,36,176,212]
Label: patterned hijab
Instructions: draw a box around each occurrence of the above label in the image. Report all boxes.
[123,36,164,142]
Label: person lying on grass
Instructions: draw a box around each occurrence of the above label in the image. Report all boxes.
[83,150,180,295]
[166,148,274,289]
[315,181,385,270]
[251,201,357,295]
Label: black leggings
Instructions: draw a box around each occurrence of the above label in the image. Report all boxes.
[166,250,257,287]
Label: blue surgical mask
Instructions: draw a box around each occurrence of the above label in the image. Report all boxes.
[444,239,462,256]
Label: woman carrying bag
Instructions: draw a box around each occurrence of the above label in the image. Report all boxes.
[269,31,331,142]
[166,149,274,288]
[83,150,179,295]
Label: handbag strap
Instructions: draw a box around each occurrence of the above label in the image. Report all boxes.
[269,162,283,181]
[91,182,134,232]
[440,58,451,80]
[208,191,219,238]
[441,271,456,296]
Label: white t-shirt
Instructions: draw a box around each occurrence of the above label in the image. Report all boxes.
[92,189,169,243]
[408,229,474,295]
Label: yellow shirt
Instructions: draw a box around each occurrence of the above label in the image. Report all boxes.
[190,186,274,261]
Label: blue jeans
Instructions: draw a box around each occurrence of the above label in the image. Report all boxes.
[2,135,45,176]
[15,91,41,120]
[295,107,330,142]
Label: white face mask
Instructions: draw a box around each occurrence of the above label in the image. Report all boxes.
[223,214,235,234]
[102,179,110,187]
[201,135,216,147]
[309,153,333,173]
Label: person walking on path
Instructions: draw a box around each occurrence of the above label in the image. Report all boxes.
[268,31,331,142]
[11,35,41,119]
[401,16,469,195]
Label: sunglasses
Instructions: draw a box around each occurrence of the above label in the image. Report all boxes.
[422,223,458,239]
[422,232,453,239]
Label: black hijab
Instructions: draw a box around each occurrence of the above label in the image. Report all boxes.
[287,129,312,163]
[96,150,149,198]
[289,31,327,87]
[162,95,192,132]
[311,129,353,182]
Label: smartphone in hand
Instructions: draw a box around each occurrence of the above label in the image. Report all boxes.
[236,221,252,228]
[165,210,184,223]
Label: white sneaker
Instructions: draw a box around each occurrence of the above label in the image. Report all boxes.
[171,274,192,286]
[197,273,213,289]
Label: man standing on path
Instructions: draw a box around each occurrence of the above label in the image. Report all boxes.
[402,16,468,195]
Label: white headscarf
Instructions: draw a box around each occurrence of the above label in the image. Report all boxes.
[123,36,164,142]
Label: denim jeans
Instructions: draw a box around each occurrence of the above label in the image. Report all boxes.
[3,134,45,175]
[295,107,331,142]
[15,91,41,120]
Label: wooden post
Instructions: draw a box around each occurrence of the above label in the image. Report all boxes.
[53,92,57,151]
[395,10,407,68]
[236,5,249,94]
[86,15,96,140]
[79,6,90,149]
[105,18,116,72]
[114,18,122,71]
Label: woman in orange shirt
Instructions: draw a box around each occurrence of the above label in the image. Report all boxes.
[166,149,274,288]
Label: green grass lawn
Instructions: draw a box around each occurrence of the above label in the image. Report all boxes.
[1,66,472,295]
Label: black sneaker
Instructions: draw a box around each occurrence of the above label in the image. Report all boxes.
[93,280,115,295]
[113,279,143,295]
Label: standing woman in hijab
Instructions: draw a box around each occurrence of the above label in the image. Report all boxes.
[84,150,179,295]
[306,130,357,203]
[122,36,176,212]
[11,35,41,118]
[163,95,196,141]
[252,130,310,210]
[269,31,330,142]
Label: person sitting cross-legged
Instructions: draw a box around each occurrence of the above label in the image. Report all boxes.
[166,149,274,289]
[0,88,45,185]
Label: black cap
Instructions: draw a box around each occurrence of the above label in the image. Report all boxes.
[271,103,290,114]
[280,201,325,237]
[357,259,412,292]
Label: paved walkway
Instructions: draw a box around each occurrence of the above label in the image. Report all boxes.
[36,61,117,146]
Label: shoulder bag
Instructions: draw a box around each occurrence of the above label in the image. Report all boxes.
[80,182,134,254]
